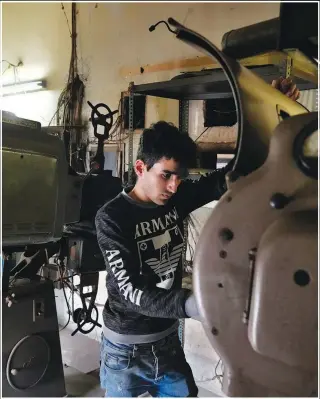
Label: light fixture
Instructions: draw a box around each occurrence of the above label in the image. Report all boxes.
[1,80,47,97]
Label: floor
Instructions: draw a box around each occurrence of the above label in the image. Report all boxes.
[60,328,220,397]
[64,365,104,397]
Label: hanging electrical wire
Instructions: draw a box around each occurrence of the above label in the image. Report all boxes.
[194,127,209,143]
[57,259,73,332]
[214,358,224,387]
[1,60,23,77]
[50,3,86,172]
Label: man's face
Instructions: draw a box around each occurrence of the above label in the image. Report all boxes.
[136,157,187,205]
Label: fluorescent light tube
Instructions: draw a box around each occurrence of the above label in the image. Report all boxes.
[1,80,46,96]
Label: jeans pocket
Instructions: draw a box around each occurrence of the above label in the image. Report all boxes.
[105,351,131,371]
[155,339,184,370]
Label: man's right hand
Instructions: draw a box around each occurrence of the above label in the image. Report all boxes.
[271,77,300,101]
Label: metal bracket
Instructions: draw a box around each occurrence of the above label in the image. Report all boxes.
[285,56,293,78]
[178,99,190,348]
[128,88,135,185]
[280,55,293,79]
[243,248,257,324]
[179,100,189,135]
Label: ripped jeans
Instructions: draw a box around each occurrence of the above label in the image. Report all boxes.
[100,331,198,397]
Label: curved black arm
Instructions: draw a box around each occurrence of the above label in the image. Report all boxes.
[151,17,243,172]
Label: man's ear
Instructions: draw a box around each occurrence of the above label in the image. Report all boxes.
[134,159,146,178]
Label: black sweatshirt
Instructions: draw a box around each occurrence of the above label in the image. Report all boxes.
[95,170,227,344]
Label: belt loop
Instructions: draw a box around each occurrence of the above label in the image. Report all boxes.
[132,344,136,358]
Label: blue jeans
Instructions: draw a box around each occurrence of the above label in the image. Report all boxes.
[100,331,198,397]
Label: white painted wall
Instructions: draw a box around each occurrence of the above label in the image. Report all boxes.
[2,2,280,127]
[2,2,282,394]
[1,3,72,124]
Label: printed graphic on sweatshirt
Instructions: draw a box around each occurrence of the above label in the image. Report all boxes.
[134,208,179,239]
[105,249,143,306]
[137,225,184,290]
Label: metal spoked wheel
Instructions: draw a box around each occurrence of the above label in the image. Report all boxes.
[6,334,51,391]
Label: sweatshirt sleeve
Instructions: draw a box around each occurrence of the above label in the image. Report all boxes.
[95,208,191,320]
[174,166,229,218]
[184,293,203,322]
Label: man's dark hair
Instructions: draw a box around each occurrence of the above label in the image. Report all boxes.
[136,121,197,170]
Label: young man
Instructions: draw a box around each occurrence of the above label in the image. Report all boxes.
[95,121,227,397]
[96,78,299,398]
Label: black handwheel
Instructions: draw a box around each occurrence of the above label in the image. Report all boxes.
[88,101,118,140]
[6,335,50,391]
[73,305,99,335]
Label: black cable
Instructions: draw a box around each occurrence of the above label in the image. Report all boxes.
[61,3,72,37]
[194,127,209,143]
[53,3,86,173]
[214,358,223,387]
[9,251,41,286]
[1,59,23,76]
[2,59,20,66]
[59,267,72,332]
[214,358,221,377]
[59,286,71,332]
[195,354,223,384]
[48,97,71,127]
[210,108,236,114]
[71,274,75,318]
[53,273,79,283]
[149,20,176,34]
[108,97,123,140]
